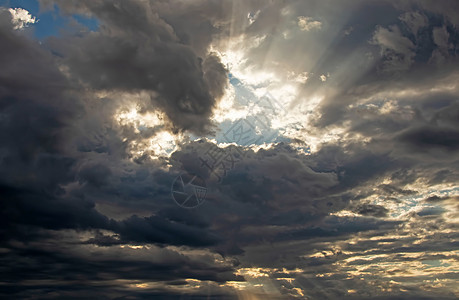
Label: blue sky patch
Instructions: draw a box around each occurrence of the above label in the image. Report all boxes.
[1,0,98,38]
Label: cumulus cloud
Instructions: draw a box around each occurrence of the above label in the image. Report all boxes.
[7,7,37,29]
[297,16,322,31]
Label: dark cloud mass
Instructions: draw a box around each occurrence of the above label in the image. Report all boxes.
[44,0,229,135]
[1,0,458,299]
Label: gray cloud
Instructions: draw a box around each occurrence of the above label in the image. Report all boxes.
[44,0,229,135]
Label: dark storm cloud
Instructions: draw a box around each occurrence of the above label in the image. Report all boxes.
[42,0,229,135]
[0,6,236,296]
[0,8,85,234]
[0,11,78,164]
[0,238,242,299]
[0,10,96,253]
[166,140,408,254]
[113,214,220,247]
[397,126,459,152]
[0,7,115,232]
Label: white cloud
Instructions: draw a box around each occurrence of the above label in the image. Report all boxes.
[297,16,322,31]
[8,7,37,30]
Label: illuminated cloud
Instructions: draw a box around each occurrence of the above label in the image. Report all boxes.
[7,7,37,29]
[298,16,322,31]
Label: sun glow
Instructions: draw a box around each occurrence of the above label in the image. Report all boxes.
[210,41,314,149]
[212,84,250,123]
[114,106,183,159]
[115,106,164,130]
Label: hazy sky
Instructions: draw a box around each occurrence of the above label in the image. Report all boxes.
[1,0,458,299]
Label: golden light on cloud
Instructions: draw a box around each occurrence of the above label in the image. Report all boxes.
[115,107,164,130]
[236,268,271,278]
[114,105,184,160]
[211,84,250,123]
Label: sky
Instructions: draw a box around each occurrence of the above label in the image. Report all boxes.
[0,0,458,299]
